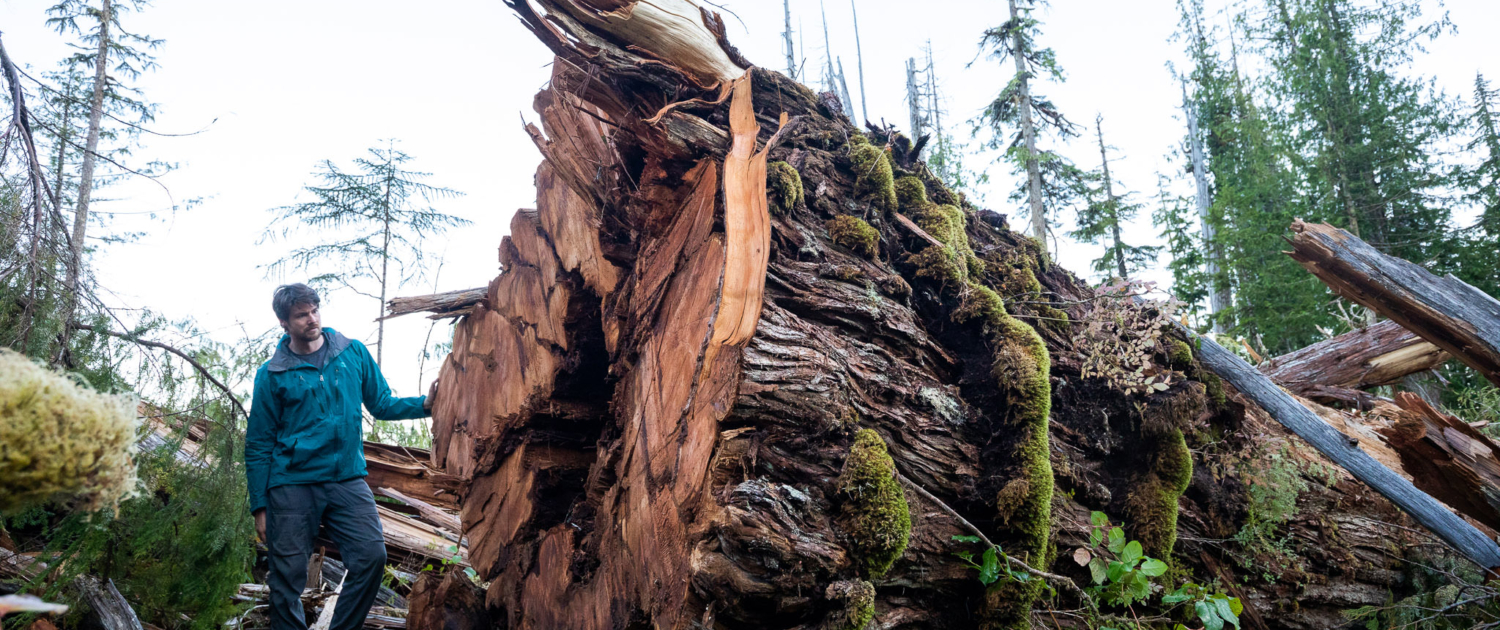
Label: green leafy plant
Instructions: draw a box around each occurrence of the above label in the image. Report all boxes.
[1162,581,1243,630]
[951,535,1036,587]
[1079,511,1168,607]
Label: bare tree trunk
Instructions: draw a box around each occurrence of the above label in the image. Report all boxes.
[905,57,922,137]
[1094,116,1127,280]
[377,175,392,369]
[58,0,112,359]
[782,0,795,80]
[850,0,867,123]
[1182,81,1228,331]
[1010,0,1047,256]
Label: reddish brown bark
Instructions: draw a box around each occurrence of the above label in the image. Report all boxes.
[1259,319,1449,401]
[406,4,1488,628]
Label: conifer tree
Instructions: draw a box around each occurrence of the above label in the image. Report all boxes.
[1455,73,1500,297]
[1072,115,1157,280]
[263,143,468,367]
[975,0,1082,256]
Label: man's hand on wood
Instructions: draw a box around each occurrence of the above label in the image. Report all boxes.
[425,379,438,412]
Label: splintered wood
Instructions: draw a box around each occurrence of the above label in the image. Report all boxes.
[426,68,772,628]
[1287,220,1500,386]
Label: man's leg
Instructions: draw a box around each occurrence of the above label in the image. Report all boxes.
[267,484,320,630]
[322,479,388,630]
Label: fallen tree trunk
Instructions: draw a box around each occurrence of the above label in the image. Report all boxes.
[411,2,1494,627]
[1287,220,1500,387]
[1189,329,1500,570]
[1259,319,1449,402]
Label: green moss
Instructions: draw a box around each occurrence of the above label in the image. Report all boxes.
[0,349,139,514]
[840,429,913,578]
[767,161,804,215]
[824,579,876,630]
[849,132,870,146]
[1203,372,1227,408]
[894,176,928,210]
[851,143,896,212]
[1167,339,1194,371]
[828,215,880,259]
[905,246,965,286]
[1124,429,1193,560]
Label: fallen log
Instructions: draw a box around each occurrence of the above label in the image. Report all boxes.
[1189,328,1500,570]
[1259,319,1449,399]
[382,288,487,321]
[362,442,461,511]
[1287,220,1500,386]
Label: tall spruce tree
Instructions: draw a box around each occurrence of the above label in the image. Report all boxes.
[262,143,467,367]
[1073,115,1157,280]
[1456,73,1500,297]
[975,0,1083,257]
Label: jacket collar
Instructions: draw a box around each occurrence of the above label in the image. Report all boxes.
[267,328,352,372]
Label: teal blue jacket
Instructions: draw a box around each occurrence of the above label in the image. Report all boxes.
[244,328,428,513]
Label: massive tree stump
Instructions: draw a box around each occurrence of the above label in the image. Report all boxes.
[412,2,1481,628]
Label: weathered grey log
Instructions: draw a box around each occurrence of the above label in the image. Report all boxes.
[75,576,143,630]
[382,287,487,321]
[1189,327,1500,570]
[1287,220,1500,387]
[1259,319,1449,394]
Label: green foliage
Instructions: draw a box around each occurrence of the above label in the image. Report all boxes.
[1072,117,1160,281]
[766,160,803,215]
[839,429,912,578]
[1233,445,1313,577]
[262,142,468,366]
[951,536,1042,590]
[1078,512,1243,630]
[827,215,880,259]
[1170,0,1473,353]
[0,349,139,514]
[974,0,1087,244]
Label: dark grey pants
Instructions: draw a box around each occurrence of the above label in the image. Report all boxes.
[266,479,388,630]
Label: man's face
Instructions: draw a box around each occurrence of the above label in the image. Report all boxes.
[280,302,321,343]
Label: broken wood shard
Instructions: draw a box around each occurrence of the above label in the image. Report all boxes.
[1260,319,1449,395]
[383,287,487,320]
[1381,392,1500,533]
[1287,220,1500,387]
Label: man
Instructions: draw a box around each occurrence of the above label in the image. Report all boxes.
[245,283,434,630]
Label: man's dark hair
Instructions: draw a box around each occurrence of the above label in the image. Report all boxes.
[272,283,320,321]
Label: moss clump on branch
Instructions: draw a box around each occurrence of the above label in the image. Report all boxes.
[767,161,804,215]
[1167,339,1194,370]
[823,579,876,630]
[850,143,896,212]
[0,349,139,514]
[839,429,912,579]
[828,216,880,259]
[894,176,928,210]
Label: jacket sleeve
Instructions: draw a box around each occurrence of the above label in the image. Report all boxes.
[358,342,429,421]
[245,368,277,513]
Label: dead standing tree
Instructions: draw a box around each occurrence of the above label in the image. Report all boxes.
[411,3,1495,628]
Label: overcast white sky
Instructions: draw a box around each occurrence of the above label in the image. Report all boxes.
[1,0,1495,400]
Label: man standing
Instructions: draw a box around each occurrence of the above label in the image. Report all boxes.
[245,283,434,630]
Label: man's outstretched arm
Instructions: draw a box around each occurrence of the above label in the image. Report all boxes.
[356,341,429,420]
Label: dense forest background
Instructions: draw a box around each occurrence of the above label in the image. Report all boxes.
[2,0,1499,627]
